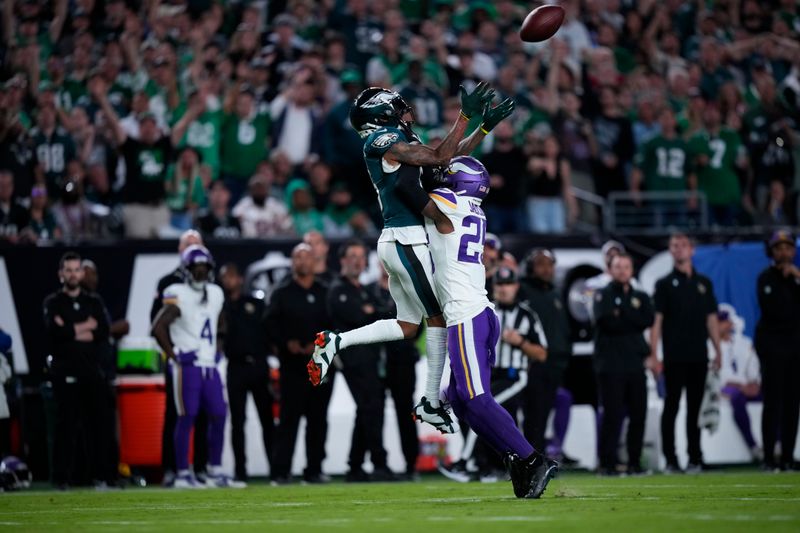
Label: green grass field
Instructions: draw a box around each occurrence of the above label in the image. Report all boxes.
[2,471,799,532]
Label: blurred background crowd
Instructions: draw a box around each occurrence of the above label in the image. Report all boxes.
[0,0,799,244]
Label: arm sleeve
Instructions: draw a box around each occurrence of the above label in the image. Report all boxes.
[395,165,431,214]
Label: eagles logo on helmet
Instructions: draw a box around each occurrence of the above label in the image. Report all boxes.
[349,87,415,140]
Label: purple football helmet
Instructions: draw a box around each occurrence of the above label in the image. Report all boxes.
[181,244,215,286]
[444,156,490,201]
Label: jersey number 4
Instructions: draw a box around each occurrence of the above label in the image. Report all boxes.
[458,215,486,264]
[200,318,214,345]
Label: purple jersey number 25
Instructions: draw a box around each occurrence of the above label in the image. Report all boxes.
[457,215,486,264]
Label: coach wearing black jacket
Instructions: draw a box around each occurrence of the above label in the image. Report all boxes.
[43,252,110,489]
[150,230,207,484]
[593,253,654,475]
[328,240,395,482]
[266,243,332,484]
[755,230,800,471]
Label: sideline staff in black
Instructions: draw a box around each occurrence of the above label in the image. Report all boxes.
[150,229,208,484]
[594,253,654,475]
[649,233,721,473]
[328,240,394,482]
[369,263,420,479]
[519,248,572,454]
[220,263,275,482]
[755,230,800,471]
[43,252,110,489]
[267,244,332,484]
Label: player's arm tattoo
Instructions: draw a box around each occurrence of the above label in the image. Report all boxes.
[151,304,181,360]
[386,114,469,166]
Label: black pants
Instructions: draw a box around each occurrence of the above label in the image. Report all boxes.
[52,372,108,485]
[162,366,207,474]
[384,355,418,473]
[271,366,333,479]
[524,364,560,453]
[661,360,707,465]
[101,382,120,483]
[227,360,275,480]
[760,352,800,466]
[341,351,387,471]
[597,372,647,470]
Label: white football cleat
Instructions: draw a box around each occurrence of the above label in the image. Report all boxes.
[413,396,456,434]
[206,473,247,489]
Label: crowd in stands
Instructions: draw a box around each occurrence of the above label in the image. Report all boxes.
[1,0,799,243]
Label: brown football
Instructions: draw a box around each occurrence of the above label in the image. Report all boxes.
[519,5,566,43]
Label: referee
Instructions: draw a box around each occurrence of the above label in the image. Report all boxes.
[649,233,721,473]
[150,230,207,485]
[43,252,110,489]
[755,230,800,471]
[593,253,654,476]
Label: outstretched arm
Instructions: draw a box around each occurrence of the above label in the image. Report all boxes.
[455,98,515,156]
[385,82,494,166]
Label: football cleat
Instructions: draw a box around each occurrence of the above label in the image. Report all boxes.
[206,473,247,488]
[173,473,207,489]
[308,331,341,385]
[505,452,559,499]
[412,397,456,434]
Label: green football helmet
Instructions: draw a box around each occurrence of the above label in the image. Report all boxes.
[349,87,416,139]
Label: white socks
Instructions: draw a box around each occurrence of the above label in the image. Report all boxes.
[339,319,405,350]
[424,326,447,408]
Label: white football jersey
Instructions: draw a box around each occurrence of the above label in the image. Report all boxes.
[425,188,492,326]
[163,282,225,367]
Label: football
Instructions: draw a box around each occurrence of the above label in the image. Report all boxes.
[519,4,566,43]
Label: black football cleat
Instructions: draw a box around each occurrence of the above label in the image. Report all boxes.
[505,452,559,499]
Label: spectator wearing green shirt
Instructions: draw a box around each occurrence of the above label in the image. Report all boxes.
[166,147,209,231]
[631,108,697,228]
[172,88,224,181]
[689,103,749,226]
[285,179,323,236]
[221,85,271,204]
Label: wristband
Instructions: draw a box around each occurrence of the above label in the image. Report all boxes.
[459,111,470,121]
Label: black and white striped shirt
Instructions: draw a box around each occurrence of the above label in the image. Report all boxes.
[494,301,547,370]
